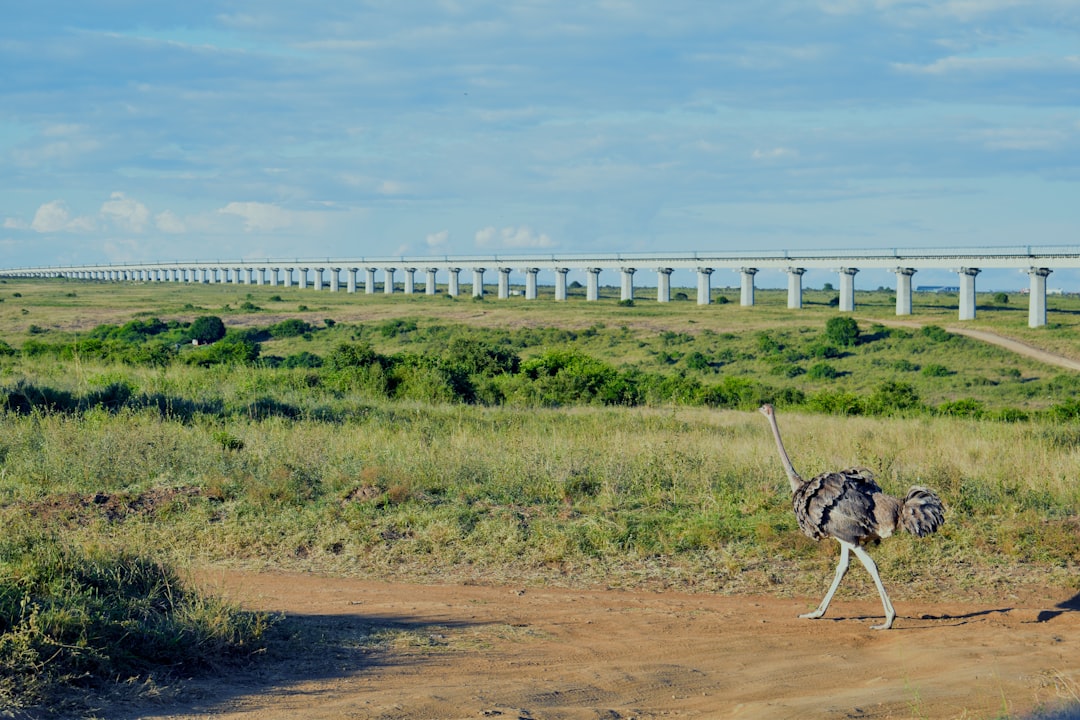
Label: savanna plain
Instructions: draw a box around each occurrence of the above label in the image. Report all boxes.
[0,278,1078,719]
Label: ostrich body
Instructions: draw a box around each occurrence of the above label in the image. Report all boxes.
[758,403,944,630]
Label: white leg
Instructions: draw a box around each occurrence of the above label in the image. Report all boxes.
[801,540,850,620]
[851,544,896,630]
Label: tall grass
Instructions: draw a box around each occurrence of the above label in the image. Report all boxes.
[1,402,1076,598]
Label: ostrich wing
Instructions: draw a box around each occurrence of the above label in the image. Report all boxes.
[793,468,883,544]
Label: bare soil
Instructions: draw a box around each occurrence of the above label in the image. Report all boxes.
[108,570,1079,720]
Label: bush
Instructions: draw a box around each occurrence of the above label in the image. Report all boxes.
[269,318,314,338]
[867,381,922,415]
[807,363,839,379]
[921,325,952,342]
[189,316,226,344]
[326,342,381,371]
[921,363,951,377]
[0,529,272,710]
[824,316,860,347]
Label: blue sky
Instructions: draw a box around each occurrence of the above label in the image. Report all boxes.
[2,1,1079,291]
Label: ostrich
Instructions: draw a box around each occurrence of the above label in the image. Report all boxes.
[758,403,944,630]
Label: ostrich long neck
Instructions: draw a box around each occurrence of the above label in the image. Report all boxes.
[766,411,804,492]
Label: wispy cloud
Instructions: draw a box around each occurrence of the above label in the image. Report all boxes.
[475,226,555,249]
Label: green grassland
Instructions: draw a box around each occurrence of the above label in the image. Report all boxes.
[1,277,1079,712]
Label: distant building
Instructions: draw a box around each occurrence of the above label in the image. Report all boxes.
[916,285,960,293]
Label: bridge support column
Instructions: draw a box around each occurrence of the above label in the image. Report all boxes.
[786,267,805,309]
[313,268,324,291]
[447,267,461,297]
[657,268,673,303]
[555,268,570,301]
[620,267,636,302]
[426,268,438,295]
[524,268,539,300]
[297,268,308,290]
[329,268,340,292]
[365,268,377,294]
[958,267,980,320]
[740,267,758,307]
[586,268,601,301]
[498,267,512,299]
[895,268,916,316]
[696,267,713,305]
[384,267,396,294]
[839,267,858,312]
[404,267,416,294]
[346,268,357,293]
[472,267,485,298]
[1028,267,1052,328]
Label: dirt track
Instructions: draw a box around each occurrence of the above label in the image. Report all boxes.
[112,570,1080,720]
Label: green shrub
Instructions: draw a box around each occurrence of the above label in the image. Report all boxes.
[269,318,314,337]
[824,316,860,347]
[867,381,922,415]
[189,316,226,344]
[921,325,952,342]
[0,529,272,710]
[806,363,839,379]
[921,363,951,377]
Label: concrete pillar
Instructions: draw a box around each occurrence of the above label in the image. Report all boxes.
[498,267,512,299]
[620,267,636,301]
[696,267,713,305]
[365,268,377,294]
[958,267,980,320]
[448,267,461,297]
[282,267,293,288]
[232,267,243,285]
[426,268,438,295]
[786,267,805,309]
[1028,267,1051,328]
[740,267,758,306]
[586,267,601,301]
[269,268,279,286]
[402,267,415,294]
[554,267,569,301]
[384,267,396,294]
[657,267,673,303]
[894,267,916,316]
[346,268,357,293]
[329,268,340,292]
[297,268,308,290]
[524,268,539,300]
[838,267,858,312]
[472,267,485,298]
[242,268,252,285]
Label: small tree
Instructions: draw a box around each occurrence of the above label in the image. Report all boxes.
[824,316,860,347]
[189,316,226,344]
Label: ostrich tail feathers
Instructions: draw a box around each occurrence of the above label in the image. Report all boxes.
[900,486,945,537]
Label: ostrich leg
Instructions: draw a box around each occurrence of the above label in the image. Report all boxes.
[801,540,851,620]
[851,544,896,630]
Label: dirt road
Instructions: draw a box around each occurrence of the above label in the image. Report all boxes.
[110,570,1079,720]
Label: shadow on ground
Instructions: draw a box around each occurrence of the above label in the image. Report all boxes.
[95,610,487,720]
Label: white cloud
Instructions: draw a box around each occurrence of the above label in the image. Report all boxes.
[475,225,555,249]
[30,200,95,233]
[3,217,28,230]
[100,192,151,233]
[155,210,186,233]
[752,147,798,160]
[426,230,449,247]
[218,201,294,232]
[377,180,408,195]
